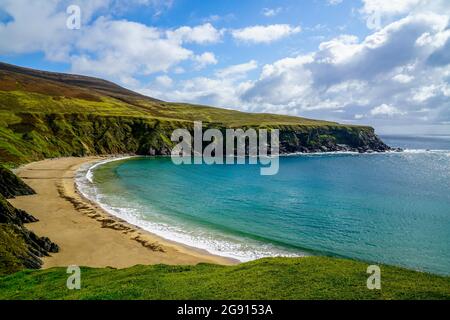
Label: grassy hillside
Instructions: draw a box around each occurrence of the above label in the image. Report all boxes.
[0,62,389,167]
[0,62,336,126]
[1,257,449,300]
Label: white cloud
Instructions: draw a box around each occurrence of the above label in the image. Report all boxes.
[370,104,406,117]
[71,17,193,79]
[361,0,424,16]
[154,74,173,88]
[412,84,440,102]
[234,13,450,126]
[392,73,415,83]
[0,1,224,83]
[193,52,218,69]
[0,0,71,59]
[167,23,223,44]
[231,24,301,44]
[138,61,259,109]
[146,10,450,130]
[215,60,258,79]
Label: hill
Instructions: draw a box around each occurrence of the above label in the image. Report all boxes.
[0,62,389,167]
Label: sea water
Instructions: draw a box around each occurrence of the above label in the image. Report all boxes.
[76,135,450,275]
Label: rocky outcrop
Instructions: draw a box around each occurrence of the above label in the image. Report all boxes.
[2,113,392,166]
[278,126,391,154]
[0,167,58,274]
[0,166,35,198]
[0,195,37,225]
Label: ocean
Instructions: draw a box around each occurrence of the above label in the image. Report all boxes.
[76,135,450,275]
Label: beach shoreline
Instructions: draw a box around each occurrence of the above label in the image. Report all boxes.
[8,157,236,269]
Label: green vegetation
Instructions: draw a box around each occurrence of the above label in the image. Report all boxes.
[0,257,449,300]
[0,62,388,167]
[0,223,31,275]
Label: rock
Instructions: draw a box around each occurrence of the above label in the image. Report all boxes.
[0,166,35,199]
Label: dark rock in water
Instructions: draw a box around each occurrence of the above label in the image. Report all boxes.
[0,166,35,198]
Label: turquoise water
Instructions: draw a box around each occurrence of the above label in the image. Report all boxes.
[78,136,450,275]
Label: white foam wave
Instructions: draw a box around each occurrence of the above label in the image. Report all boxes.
[402,149,450,154]
[285,149,450,157]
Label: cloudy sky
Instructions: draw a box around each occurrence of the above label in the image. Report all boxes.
[1,0,449,134]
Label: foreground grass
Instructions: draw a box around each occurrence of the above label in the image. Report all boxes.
[1,257,449,300]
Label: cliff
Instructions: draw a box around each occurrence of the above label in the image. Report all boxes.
[0,62,390,166]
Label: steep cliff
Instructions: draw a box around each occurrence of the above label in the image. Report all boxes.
[0,62,390,166]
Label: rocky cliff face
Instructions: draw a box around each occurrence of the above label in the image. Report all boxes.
[0,112,391,166]
[0,166,35,198]
[0,167,58,274]
[0,62,392,165]
[278,126,390,154]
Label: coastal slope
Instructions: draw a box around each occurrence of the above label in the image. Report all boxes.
[0,62,390,167]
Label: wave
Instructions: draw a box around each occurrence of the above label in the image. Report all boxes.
[284,149,450,157]
[85,156,136,183]
[402,149,450,154]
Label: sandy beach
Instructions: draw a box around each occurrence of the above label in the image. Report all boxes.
[8,157,235,269]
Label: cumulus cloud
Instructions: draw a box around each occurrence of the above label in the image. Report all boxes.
[231,24,301,43]
[370,104,406,117]
[0,0,225,83]
[154,74,173,88]
[153,10,450,131]
[166,23,223,44]
[239,13,450,125]
[0,0,71,59]
[361,0,424,16]
[193,52,218,69]
[139,61,259,109]
[70,17,193,81]
[215,60,258,79]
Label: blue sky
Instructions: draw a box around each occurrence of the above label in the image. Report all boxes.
[1,0,450,134]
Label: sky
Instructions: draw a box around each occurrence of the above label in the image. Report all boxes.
[0,0,450,135]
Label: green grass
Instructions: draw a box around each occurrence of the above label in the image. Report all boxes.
[0,90,341,128]
[0,224,30,276]
[0,257,449,300]
[0,64,382,167]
